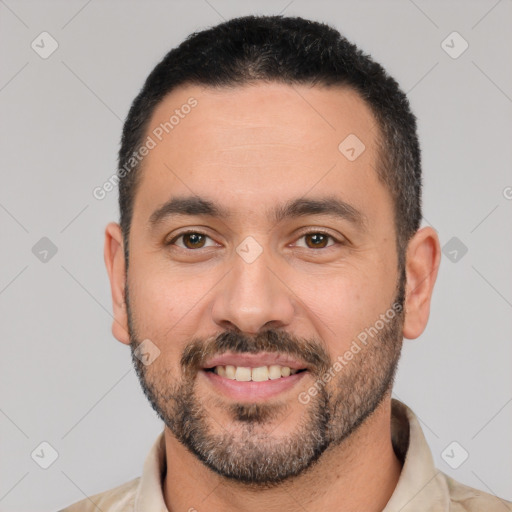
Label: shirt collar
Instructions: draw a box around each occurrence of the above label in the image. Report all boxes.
[135,430,168,512]
[134,399,450,511]
[383,399,450,511]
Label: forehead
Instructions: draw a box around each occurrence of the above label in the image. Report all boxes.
[146,81,378,161]
[133,82,389,228]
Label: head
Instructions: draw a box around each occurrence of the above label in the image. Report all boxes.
[105,15,440,485]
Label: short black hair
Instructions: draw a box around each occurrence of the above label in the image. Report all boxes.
[118,15,422,272]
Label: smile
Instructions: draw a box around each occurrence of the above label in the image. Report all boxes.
[200,352,309,401]
[205,364,304,381]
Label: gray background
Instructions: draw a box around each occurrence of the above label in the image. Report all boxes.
[1,0,511,510]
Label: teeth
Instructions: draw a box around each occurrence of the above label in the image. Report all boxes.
[268,365,282,380]
[212,364,302,381]
[251,366,269,382]
[235,366,251,381]
[225,365,236,379]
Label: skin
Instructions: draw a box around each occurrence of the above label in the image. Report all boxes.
[104,82,441,511]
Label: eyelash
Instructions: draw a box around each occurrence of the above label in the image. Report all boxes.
[166,230,344,250]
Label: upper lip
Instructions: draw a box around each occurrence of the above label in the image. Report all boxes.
[202,352,309,370]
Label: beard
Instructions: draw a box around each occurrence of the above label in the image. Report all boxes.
[127,270,406,487]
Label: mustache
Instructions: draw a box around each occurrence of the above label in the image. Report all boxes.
[181,329,331,375]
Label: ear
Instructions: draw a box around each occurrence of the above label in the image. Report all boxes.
[402,226,441,339]
[104,222,130,345]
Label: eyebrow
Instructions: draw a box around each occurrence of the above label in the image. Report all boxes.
[148,195,367,231]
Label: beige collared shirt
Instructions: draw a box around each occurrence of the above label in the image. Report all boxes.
[60,400,511,511]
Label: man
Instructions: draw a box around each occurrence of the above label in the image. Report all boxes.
[61,15,511,512]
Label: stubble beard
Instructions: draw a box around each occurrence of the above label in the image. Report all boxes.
[127,273,405,486]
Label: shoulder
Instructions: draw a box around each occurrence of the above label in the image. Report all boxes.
[58,476,141,512]
[442,473,512,511]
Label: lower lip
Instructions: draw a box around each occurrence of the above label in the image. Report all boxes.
[201,370,307,401]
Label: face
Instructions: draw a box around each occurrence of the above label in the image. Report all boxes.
[123,82,405,484]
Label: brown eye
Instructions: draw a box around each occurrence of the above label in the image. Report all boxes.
[301,232,334,249]
[299,231,338,249]
[182,233,206,249]
[168,231,216,250]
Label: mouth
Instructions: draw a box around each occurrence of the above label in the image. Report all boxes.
[200,353,309,401]
[204,364,306,381]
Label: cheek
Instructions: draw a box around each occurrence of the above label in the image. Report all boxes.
[299,261,395,359]
[128,251,238,368]
[127,264,204,361]
[128,283,189,378]
[129,252,206,325]
[129,272,173,328]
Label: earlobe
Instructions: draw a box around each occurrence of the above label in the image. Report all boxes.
[402,226,441,340]
[104,222,130,345]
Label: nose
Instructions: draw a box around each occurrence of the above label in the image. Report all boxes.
[211,247,295,335]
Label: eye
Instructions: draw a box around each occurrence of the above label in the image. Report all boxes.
[294,231,339,249]
[167,231,217,250]
[166,230,343,251]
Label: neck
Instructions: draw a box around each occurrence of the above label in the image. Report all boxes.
[163,397,402,512]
